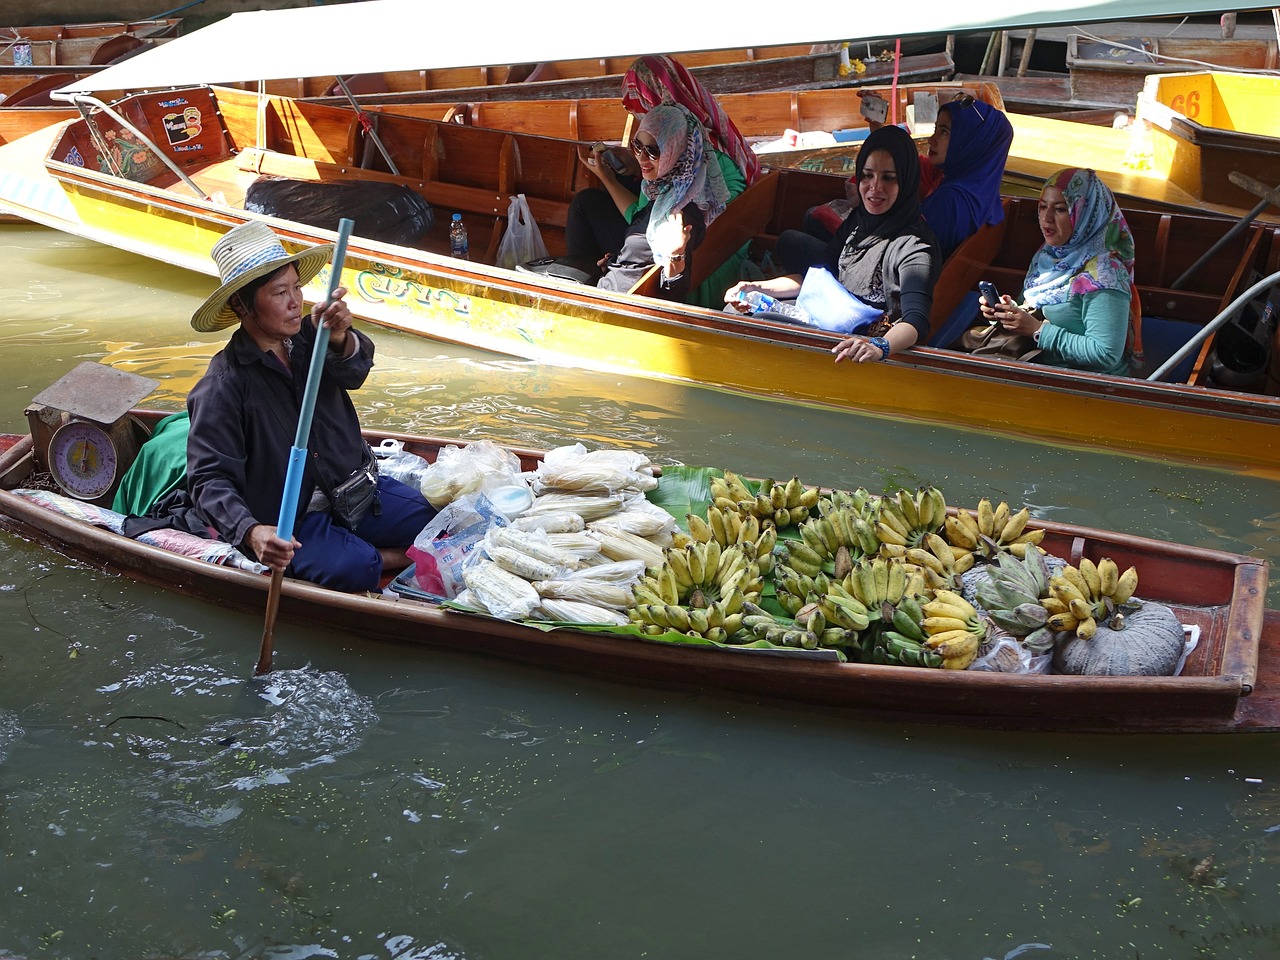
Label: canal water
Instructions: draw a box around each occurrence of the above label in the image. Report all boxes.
[2,223,1280,959]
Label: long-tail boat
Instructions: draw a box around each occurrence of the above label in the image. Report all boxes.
[0,82,1278,475]
[0,397,1274,734]
[0,18,179,67]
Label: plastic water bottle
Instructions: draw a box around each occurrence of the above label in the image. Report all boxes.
[449,213,469,260]
[739,289,807,322]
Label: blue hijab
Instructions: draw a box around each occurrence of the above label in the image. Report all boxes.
[919,98,1013,259]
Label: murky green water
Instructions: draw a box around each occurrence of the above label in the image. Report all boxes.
[2,224,1280,959]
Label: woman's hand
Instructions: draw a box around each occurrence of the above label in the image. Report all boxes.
[982,294,1041,337]
[245,523,300,572]
[651,212,692,270]
[315,285,354,352]
[724,280,762,313]
[578,145,618,185]
[832,335,886,364]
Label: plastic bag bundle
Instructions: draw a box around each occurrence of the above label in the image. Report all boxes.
[419,440,526,509]
[509,511,585,534]
[545,532,604,561]
[532,443,658,496]
[522,492,627,521]
[586,528,666,568]
[535,598,629,626]
[406,491,507,598]
[462,560,541,620]
[587,498,676,544]
[533,578,634,610]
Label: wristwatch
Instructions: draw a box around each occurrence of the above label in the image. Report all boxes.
[869,336,891,360]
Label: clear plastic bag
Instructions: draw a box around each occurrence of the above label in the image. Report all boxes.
[373,438,431,491]
[405,492,507,598]
[419,440,526,509]
[969,636,1052,674]
[496,193,549,269]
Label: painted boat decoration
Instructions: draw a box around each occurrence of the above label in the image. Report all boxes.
[0,404,1274,734]
[1,84,1279,474]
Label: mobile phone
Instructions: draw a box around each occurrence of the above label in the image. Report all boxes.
[979,281,1002,306]
[592,142,627,174]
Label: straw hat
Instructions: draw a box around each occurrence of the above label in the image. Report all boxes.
[191,221,334,332]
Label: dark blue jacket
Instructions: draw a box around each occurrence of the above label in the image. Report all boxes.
[186,318,375,548]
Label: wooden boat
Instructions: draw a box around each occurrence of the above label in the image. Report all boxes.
[2,84,1280,476]
[0,403,1274,734]
[1134,70,1280,212]
[0,72,83,145]
[0,19,179,67]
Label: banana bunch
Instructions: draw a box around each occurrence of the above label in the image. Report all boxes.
[873,486,947,553]
[869,595,945,668]
[973,548,1057,651]
[905,531,976,589]
[1044,557,1138,640]
[686,505,779,576]
[628,540,764,641]
[773,562,830,617]
[945,499,1046,559]
[781,506,880,579]
[815,487,874,518]
[739,601,853,650]
[842,555,923,612]
[916,590,988,670]
[710,471,819,529]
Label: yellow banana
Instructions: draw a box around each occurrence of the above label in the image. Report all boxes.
[991,501,1011,538]
[666,549,693,590]
[952,551,976,575]
[1113,567,1139,604]
[922,616,971,635]
[703,539,722,587]
[784,476,805,509]
[878,501,911,538]
[896,489,921,529]
[686,513,712,544]
[999,507,1030,544]
[1068,597,1093,621]
[739,513,759,546]
[798,486,820,509]
[1060,565,1090,598]
[944,515,978,551]
[933,633,979,662]
[922,602,975,625]
[875,520,907,547]
[768,480,787,511]
[932,589,977,620]
[1050,579,1086,606]
[922,627,971,650]
[977,498,995,538]
[886,559,907,604]
[906,547,946,576]
[1076,615,1098,640]
[1098,557,1119,597]
[1013,528,1046,545]
[872,557,890,602]
[665,605,692,632]
[686,543,706,586]
[1078,557,1102,599]
[956,508,980,541]
[708,507,728,546]
[687,607,710,635]
[1047,611,1079,632]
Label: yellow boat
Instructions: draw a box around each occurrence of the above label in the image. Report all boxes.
[1,80,1279,478]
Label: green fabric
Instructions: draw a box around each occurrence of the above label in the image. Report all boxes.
[1038,288,1131,376]
[112,411,190,516]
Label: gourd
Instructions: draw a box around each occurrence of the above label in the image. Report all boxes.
[1052,601,1185,676]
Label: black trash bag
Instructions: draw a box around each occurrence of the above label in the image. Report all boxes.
[245,176,434,246]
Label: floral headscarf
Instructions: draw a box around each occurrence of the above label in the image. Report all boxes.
[1022,168,1135,308]
[621,54,762,185]
[637,104,728,254]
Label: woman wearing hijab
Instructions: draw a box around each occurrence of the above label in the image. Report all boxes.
[595,104,729,301]
[980,167,1135,375]
[726,124,939,363]
[920,96,1014,260]
[566,56,751,305]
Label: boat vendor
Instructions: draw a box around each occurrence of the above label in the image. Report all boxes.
[186,221,434,592]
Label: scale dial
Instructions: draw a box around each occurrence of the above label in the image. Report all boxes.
[48,420,120,501]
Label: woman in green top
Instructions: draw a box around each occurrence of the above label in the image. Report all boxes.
[980,167,1136,376]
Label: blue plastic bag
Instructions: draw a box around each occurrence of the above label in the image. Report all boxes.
[794,267,884,334]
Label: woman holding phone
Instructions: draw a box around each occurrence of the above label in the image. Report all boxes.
[979,167,1135,375]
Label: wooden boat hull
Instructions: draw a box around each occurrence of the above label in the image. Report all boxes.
[3,86,1280,476]
[0,412,1274,733]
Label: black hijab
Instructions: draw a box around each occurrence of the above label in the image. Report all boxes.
[835,124,928,307]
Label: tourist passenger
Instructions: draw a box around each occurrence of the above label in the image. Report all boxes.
[592,104,729,301]
[778,94,1012,270]
[186,221,433,592]
[979,167,1135,375]
[725,124,939,362]
[565,55,753,304]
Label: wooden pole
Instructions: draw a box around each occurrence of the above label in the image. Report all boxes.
[256,217,355,676]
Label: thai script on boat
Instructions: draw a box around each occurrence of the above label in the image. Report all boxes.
[349,263,472,318]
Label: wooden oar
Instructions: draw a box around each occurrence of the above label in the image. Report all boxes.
[255,217,355,676]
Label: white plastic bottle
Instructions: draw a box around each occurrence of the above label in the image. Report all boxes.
[449,213,469,260]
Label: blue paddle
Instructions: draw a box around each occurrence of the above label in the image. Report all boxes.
[256,217,355,675]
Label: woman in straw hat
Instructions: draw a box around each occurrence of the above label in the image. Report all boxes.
[186,221,433,592]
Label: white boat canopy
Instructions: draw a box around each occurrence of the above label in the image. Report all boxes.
[54,0,1260,96]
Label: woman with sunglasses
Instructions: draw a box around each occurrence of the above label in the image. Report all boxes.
[594,104,730,300]
[566,55,751,304]
[726,124,939,363]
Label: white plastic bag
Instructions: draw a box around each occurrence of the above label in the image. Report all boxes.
[496,193,549,269]
[795,266,885,334]
[419,440,526,509]
[405,492,508,598]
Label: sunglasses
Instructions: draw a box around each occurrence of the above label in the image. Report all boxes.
[630,139,661,161]
[950,92,987,122]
